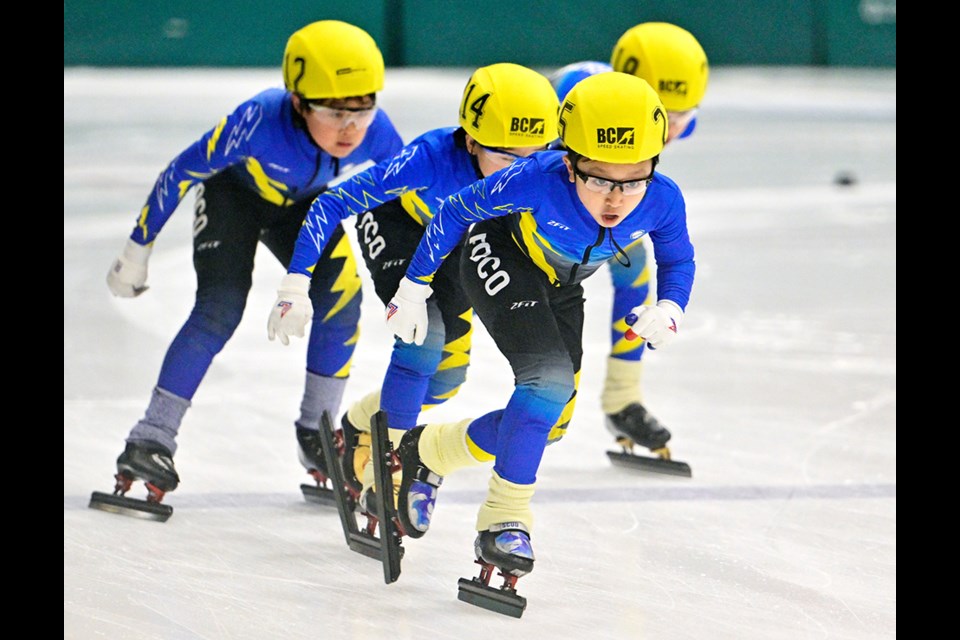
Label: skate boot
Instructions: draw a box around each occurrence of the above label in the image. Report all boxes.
[89,441,179,521]
[396,426,443,539]
[296,426,330,482]
[605,402,671,453]
[475,522,535,577]
[604,403,692,476]
[340,412,371,499]
[116,441,180,493]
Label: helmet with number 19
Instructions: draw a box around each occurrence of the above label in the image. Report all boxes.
[611,22,708,141]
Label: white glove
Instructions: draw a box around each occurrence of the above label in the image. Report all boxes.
[106,238,152,298]
[385,277,432,345]
[625,300,684,349]
[267,273,313,346]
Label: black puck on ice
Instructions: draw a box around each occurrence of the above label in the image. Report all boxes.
[833,171,857,186]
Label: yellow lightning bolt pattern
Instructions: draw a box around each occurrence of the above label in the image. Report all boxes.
[611,260,652,356]
[399,190,432,226]
[547,369,581,443]
[324,233,362,322]
[245,157,295,205]
[516,210,560,284]
[136,205,150,242]
[423,308,474,407]
[206,117,226,160]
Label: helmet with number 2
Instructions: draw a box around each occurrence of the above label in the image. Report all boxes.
[283,20,385,99]
[611,22,708,112]
[458,63,560,148]
[559,72,667,164]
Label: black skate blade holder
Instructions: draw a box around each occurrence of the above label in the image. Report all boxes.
[315,412,385,561]
[300,482,337,507]
[606,442,692,478]
[370,411,404,583]
[457,562,528,618]
[89,489,173,522]
[300,414,340,506]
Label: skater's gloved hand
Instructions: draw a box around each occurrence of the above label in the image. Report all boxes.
[106,238,152,298]
[267,273,313,346]
[625,300,684,349]
[386,277,432,345]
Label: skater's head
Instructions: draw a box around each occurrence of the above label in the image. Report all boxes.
[283,20,385,158]
[611,22,708,143]
[558,72,666,228]
[458,63,560,177]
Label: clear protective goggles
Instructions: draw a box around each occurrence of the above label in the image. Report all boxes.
[477,143,545,166]
[573,166,653,196]
[306,102,378,130]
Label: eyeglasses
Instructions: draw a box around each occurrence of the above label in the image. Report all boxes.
[306,102,378,130]
[573,167,653,196]
[477,143,545,166]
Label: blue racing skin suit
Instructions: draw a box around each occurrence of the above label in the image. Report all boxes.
[401,150,695,485]
[287,126,483,431]
[122,86,402,455]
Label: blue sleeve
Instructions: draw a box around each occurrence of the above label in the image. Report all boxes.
[648,188,696,310]
[130,98,266,245]
[289,140,435,277]
[406,160,533,283]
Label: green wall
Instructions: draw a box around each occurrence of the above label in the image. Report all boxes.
[63,1,895,68]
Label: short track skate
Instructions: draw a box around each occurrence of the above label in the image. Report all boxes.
[457,561,528,618]
[89,476,173,522]
[606,438,692,477]
[299,426,339,507]
[316,412,383,561]
[301,477,338,506]
[369,410,404,583]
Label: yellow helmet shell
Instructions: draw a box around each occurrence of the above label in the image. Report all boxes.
[283,20,385,99]
[458,63,560,148]
[610,22,709,112]
[559,72,667,164]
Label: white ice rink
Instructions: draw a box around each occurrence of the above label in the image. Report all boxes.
[64,66,896,639]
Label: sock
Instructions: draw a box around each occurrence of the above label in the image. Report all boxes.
[418,419,485,477]
[346,389,381,434]
[360,426,406,506]
[476,470,535,533]
[601,358,644,415]
[127,387,191,455]
[296,371,347,432]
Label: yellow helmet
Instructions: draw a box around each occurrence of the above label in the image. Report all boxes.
[458,63,560,148]
[610,22,709,112]
[282,20,385,99]
[558,72,667,163]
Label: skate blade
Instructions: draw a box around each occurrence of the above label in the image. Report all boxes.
[88,491,173,522]
[349,532,390,560]
[300,483,337,507]
[457,577,527,618]
[314,412,402,562]
[606,450,693,477]
[370,411,403,584]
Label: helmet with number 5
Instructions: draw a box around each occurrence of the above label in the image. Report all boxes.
[559,72,667,163]
[282,20,385,99]
[458,63,560,148]
[610,22,708,112]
